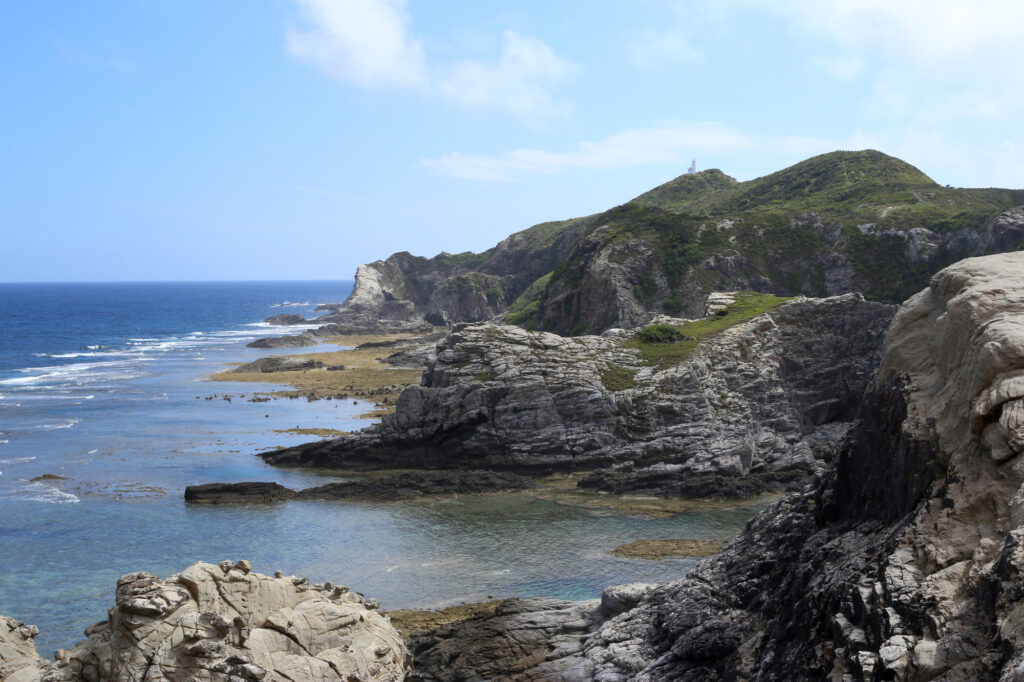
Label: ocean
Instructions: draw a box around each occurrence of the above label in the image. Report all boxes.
[0,281,760,656]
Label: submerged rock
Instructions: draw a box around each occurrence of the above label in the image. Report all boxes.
[183,470,536,504]
[3,562,410,681]
[410,251,1024,680]
[262,293,894,497]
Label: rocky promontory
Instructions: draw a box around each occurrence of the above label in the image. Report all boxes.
[404,251,1024,680]
[1,561,409,681]
[315,152,1024,336]
[262,292,895,497]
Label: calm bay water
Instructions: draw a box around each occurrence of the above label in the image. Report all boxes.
[0,281,760,656]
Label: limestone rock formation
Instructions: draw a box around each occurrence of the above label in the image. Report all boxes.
[262,293,894,497]
[4,561,409,681]
[410,251,1024,680]
[1,617,46,682]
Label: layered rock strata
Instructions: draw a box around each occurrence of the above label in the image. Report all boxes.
[3,561,409,681]
[262,294,894,496]
[411,251,1024,680]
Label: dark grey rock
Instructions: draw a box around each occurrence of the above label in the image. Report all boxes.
[184,482,295,504]
[245,333,318,349]
[232,357,322,373]
[263,313,309,326]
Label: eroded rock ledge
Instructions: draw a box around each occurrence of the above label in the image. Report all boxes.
[407,251,1024,680]
[1,561,409,682]
[262,293,895,497]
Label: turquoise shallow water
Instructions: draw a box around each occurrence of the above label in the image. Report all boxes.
[0,282,763,656]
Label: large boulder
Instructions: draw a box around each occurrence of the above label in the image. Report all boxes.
[4,561,409,681]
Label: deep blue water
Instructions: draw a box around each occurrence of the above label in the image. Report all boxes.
[0,282,762,656]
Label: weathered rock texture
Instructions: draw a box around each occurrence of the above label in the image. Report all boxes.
[262,294,894,497]
[411,251,1024,680]
[1,617,45,682]
[4,561,409,681]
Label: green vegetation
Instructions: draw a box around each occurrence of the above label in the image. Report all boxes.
[627,292,792,367]
[540,150,1024,332]
[504,271,552,327]
[638,323,687,343]
[599,364,637,391]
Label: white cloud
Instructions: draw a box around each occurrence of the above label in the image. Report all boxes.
[420,123,840,181]
[771,0,1024,68]
[287,0,428,89]
[287,0,576,122]
[629,28,699,67]
[438,31,577,122]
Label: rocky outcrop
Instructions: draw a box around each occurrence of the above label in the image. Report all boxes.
[184,481,295,503]
[320,152,1023,336]
[245,333,318,349]
[410,251,1024,680]
[1,617,45,682]
[184,471,536,503]
[232,357,323,373]
[4,561,409,681]
[262,293,894,497]
[262,313,310,325]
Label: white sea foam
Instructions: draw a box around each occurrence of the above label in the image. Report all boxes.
[21,481,79,504]
[0,456,36,465]
[87,448,98,454]
[37,418,81,431]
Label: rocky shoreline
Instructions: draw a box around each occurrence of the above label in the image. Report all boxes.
[7,250,1024,680]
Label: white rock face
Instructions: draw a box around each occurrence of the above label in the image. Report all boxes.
[4,561,409,681]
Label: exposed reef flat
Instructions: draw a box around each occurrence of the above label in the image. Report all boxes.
[1,561,409,681]
[211,332,430,416]
[611,538,723,560]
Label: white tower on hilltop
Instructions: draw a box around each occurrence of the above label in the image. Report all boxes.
[687,159,697,174]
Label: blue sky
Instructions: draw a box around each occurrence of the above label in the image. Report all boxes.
[2,0,1022,282]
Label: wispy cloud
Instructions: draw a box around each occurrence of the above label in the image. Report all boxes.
[421,123,839,181]
[286,0,428,89]
[629,27,699,67]
[438,31,577,122]
[287,0,576,123]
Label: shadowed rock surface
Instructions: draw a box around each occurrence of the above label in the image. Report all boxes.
[184,481,295,503]
[2,561,409,681]
[408,251,1024,680]
[262,293,894,498]
[184,471,536,503]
